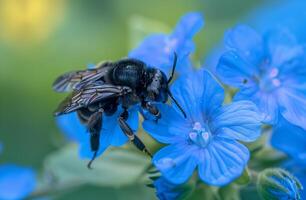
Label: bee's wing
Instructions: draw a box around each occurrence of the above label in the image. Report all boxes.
[52,62,113,92]
[54,83,132,116]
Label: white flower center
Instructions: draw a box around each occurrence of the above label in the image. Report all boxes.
[188,122,211,148]
[260,67,282,92]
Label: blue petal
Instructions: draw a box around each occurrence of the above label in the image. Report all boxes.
[271,117,306,164]
[0,164,36,200]
[198,138,249,186]
[210,101,262,142]
[129,34,172,74]
[56,112,87,142]
[129,12,204,74]
[224,25,264,67]
[79,135,109,159]
[234,88,280,125]
[265,29,304,68]
[170,12,204,59]
[200,70,225,118]
[57,106,138,159]
[217,51,258,88]
[171,69,224,122]
[106,106,139,146]
[203,45,227,75]
[154,177,181,200]
[278,87,306,130]
[172,12,204,42]
[153,143,199,184]
[143,104,189,144]
[79,106,138,159]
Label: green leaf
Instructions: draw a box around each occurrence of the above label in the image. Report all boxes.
[234,168,250,185]
[177,181,196,200]
[186,184,219,200]
[218,184,240,200]
[44,144,151,187]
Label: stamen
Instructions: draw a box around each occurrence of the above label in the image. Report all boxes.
[188,122,211,148]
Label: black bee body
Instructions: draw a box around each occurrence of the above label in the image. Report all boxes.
[53,53,186,168]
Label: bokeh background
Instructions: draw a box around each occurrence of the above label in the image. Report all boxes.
[0,0,288,199]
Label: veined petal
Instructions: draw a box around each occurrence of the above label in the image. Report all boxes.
[217,51,258,88]
[153,143,199,184]
[224,25,264,67]
[271,117,306,164]
[0,165,36,200]
[171,69,224,122]
[210,101,262,142]
[278,87,306,130]
[198,138,249,186]
[143,104,189,144]
[170,70,204,121]
[200,70,225,118]
[265,29,304,68]
[234,89,280,125]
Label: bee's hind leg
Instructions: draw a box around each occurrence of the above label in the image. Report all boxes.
[118,109,153,158]
[87,108,104,169]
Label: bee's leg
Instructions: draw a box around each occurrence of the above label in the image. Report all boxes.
[87,108,104,169]
[118,110,153,158]
[141,101,161,122]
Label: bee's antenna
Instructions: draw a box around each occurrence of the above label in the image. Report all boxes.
[167,90,187,118]
[87,151,97,169]
[167,52,178,84]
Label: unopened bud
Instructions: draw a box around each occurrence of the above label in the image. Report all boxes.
[257,168,303,200]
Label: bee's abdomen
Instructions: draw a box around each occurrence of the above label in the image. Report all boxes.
[111,59,145,88]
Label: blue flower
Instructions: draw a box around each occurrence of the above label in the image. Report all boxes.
[0,164,36,200]
[216,25,306,129]
[271,116,306,166]
[143,69,262,186]
[57,106,138,159]
[129,12,204,75]
[153,177,181,200]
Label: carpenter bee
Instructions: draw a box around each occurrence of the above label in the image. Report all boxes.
[53,53,186,168]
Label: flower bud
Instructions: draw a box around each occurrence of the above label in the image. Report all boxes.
[257,168,303,200]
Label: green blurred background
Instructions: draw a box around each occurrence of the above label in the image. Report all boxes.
[0,0,276,199]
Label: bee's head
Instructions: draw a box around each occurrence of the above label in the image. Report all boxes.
[146,68,169,103]
[146,52,186,118]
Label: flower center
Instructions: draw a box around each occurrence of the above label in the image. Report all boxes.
[188,122,211,148]
[259,67,282,92]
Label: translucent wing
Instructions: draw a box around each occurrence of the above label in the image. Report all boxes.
[54,83,132,116]
[52,62,113,92]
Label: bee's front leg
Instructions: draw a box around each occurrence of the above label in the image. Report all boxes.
[141,101,161,123]
[118,110,152,158]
